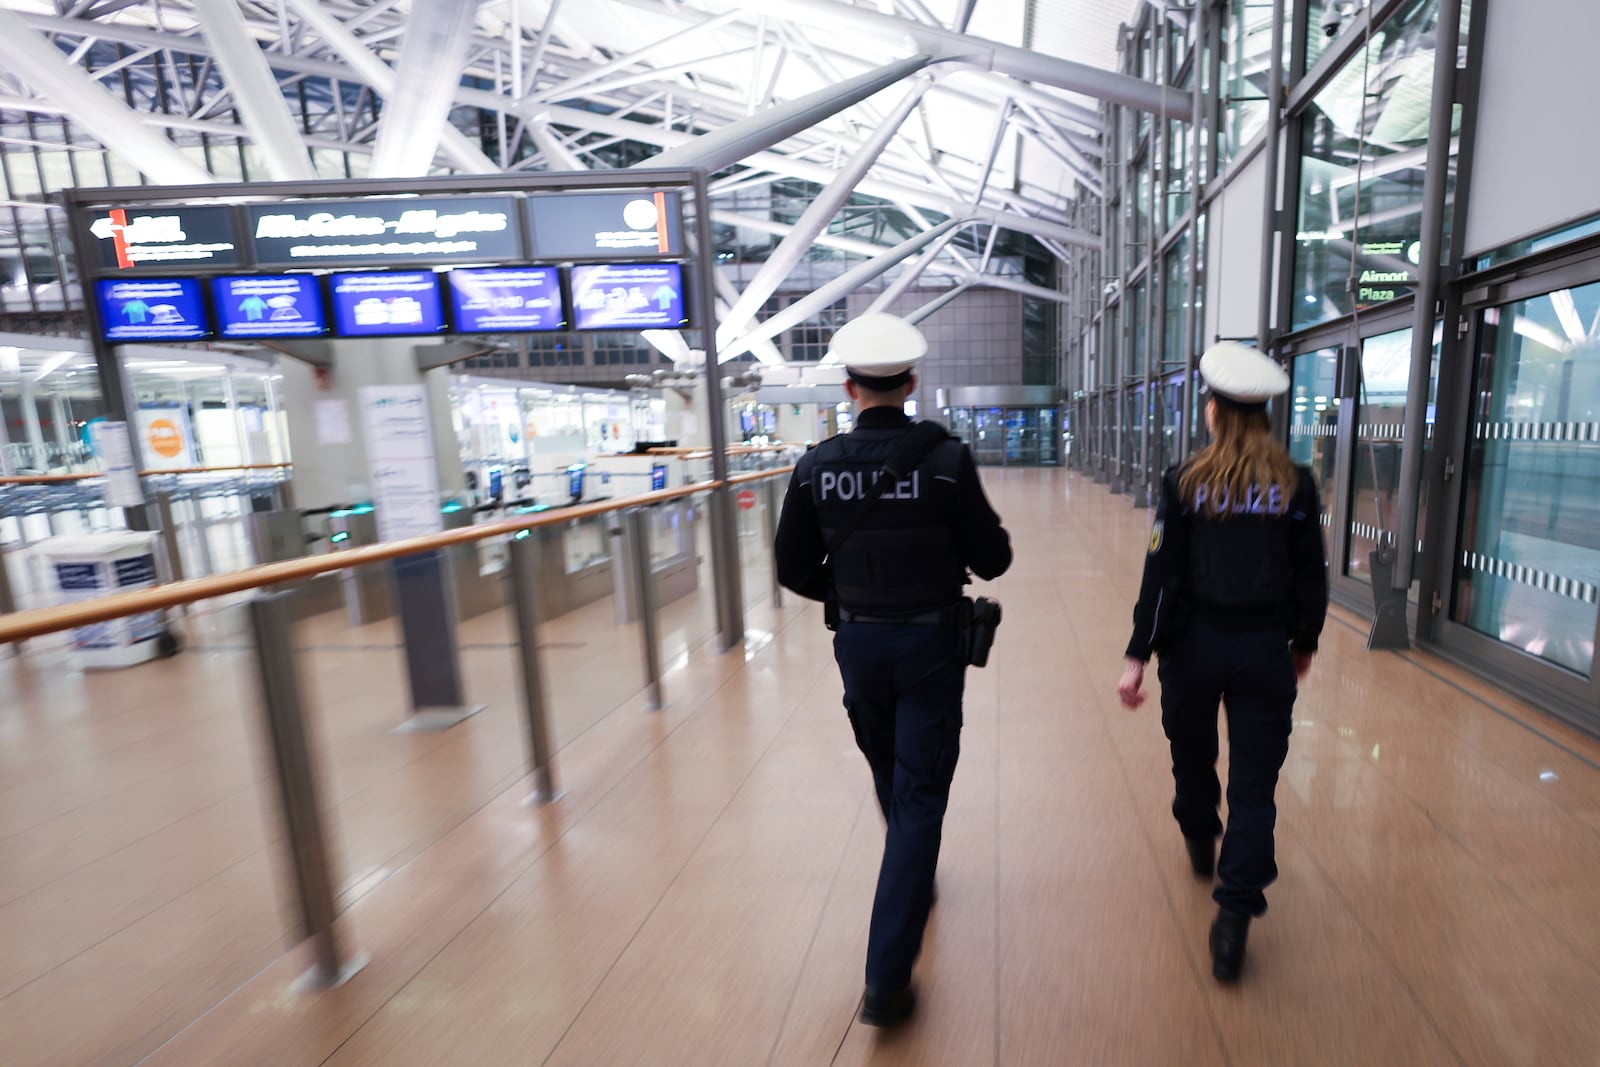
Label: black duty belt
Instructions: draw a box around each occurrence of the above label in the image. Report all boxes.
[838,604,961,626]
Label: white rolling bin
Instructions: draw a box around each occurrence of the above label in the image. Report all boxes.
[36,531,181,668]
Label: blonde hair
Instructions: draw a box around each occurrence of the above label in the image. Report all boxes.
[1179,401,1298,518]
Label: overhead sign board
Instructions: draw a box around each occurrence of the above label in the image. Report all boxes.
[328,271,448,337]
[211,274,328,339]
[570,262,689,330]
[248,196,523,267]
[527,190,683,259]
[447,266,566,333]
[88,206,241,270]
[94,277,211,343]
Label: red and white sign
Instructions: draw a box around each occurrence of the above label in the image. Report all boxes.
[736,488,758,511]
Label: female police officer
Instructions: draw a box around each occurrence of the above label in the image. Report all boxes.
[1116,342,1328,982]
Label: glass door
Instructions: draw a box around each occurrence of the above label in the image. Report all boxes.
[1158,373,1186,476]
[1040,407,1061,467]
[972,407,1006,466]
[1004,408,1041,465]
[1289,347,1341,523]
[1443,278,1600,690]
[1343,327,1438,600]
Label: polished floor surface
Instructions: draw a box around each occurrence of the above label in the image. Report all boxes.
[5,469,1600,1065]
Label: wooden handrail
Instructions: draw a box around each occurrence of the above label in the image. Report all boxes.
[726,466,796,486]
[0,479,718,645]
[0,462,293,487]
[646,444,796,457]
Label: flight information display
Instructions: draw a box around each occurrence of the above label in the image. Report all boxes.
[569,262,688,330]
[447,266,566,333]
[211,274,327,338]
[95,277,211,343]
[327,271,447,337]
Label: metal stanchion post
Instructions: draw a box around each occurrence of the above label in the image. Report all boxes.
[763,476,783,609]
[507,532,563,805]
[623,507,665,710]
[0,545,18,656]
[247,593,366,991]
[154,490,189,618]
[190,495,216,576]
[154,489,186,576]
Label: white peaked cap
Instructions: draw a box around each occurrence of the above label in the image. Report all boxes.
[1199,342,1290,404]
[827,313,928,377]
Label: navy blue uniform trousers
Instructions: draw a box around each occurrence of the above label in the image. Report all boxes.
[833,620,965,992]
[1157,620,1296,918]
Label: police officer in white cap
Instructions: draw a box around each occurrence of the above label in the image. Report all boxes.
[1116,341,1329,982]
[774,312,1011,1026]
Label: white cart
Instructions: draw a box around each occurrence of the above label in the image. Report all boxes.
[36,531,180,668]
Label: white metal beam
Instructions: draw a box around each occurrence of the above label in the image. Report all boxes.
[713,0,1189,117]
[0,6,213,185]
[719,76,932,348]
[370,0,484,178]
[192,0,315,181]
[642,52,934,173]
[530,9,744,104]
[866,226,963,313]
[904,280,972,326]
[721,217,964,362]
[283,0,498,174]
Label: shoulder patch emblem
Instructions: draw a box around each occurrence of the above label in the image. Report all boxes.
[1149,521,1164,555]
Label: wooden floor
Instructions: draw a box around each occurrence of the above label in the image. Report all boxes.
[6,468,1600,1066]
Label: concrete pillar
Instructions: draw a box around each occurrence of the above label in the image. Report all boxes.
[49,393,73,451]
[19,379,45,459]
[278,339,468,511]
[663,382,710,448]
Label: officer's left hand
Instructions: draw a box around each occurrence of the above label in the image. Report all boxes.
[1117,658,1147,709]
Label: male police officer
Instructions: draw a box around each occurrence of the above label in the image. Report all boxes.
[774,312,1011,1027]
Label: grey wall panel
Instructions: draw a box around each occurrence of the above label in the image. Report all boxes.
[849,286,1027,416]
[1205,151,1267,346]
[1464,0,1600,256]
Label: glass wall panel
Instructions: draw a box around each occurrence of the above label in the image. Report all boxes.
[1133,165,1152,251]
[1345,326,1437,587]
[1292,0,1454,331]
[1221,0,1277,160]
[1163,238,1191,368]
[1166,119,1191,230]
[1454,282,1600,678]
[1290,347,1341,537]
[1131,280,1148,378]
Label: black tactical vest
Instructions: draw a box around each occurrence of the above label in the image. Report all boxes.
[807,425,967,614]
[1184,467,1318,628]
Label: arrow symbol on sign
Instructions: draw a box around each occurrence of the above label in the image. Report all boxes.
[652,285,677,310]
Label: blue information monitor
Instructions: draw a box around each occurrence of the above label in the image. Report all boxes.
[95,277,210,343]
[327,271,447,337]
[448,266,566,333]
[211,274,327,338]
[570,262,688,330]
[651,463,668,492]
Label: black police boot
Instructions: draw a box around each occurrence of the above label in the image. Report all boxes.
[1185,836,1215,880]
[860,984,917,1028]
[1209,908,1250,982]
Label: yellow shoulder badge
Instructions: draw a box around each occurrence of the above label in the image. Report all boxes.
[1149,521,1164,555]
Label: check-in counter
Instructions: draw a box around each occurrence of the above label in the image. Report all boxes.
[328,507,394,626]
[511,506,614,620]
[249,507,343,619]
[442,505,507,621]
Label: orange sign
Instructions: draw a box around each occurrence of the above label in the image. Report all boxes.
[145,418,184,459]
